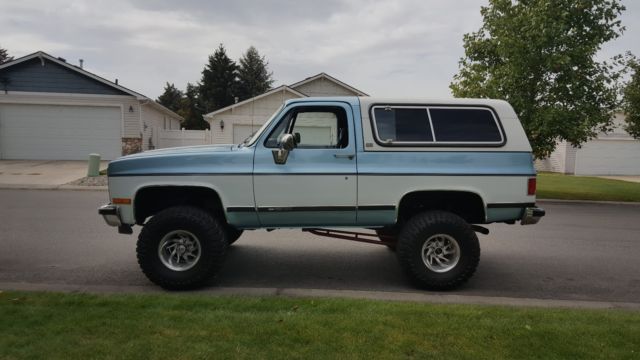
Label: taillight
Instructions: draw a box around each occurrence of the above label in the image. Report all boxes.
[527,178,537,196]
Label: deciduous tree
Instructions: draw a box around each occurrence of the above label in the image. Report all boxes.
[450,0,626,158]
[623,60,640,138]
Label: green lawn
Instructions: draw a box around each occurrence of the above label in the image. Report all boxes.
[0,291,638,359]
[537,172,640,202]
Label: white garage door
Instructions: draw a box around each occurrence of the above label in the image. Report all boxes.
[233,125,257,144]
[575,139,640,175]
[0,104,122,160]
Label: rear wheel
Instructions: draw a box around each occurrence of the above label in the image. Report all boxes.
[396,211,480,290]
[137,206,227,290]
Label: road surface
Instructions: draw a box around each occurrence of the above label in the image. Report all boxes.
[0,189,639,304]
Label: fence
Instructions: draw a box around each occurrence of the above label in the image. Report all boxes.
[151,128,212,149]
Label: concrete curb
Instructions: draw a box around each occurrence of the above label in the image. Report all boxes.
[0,184,107,191]
[1,282,639,311]
[538,198,640,206]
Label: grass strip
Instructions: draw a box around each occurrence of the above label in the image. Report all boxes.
[0,291,638,359]
[537,172,640,202]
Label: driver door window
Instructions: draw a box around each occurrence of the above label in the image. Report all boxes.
[265,107,348,149]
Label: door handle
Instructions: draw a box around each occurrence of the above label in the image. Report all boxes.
[334,154,355,160]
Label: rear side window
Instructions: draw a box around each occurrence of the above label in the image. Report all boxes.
[429,108,502,142]
[370,105,504,146]
[373,107,433,143]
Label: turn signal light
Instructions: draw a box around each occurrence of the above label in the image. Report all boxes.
[112,198,132,205]
[527,178,537,196]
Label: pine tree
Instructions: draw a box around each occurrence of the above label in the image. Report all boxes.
[156,83,184,113]
[0,46,13,65]
[199,44,238,113]
[236,46,274,101]
[179,83,209,130]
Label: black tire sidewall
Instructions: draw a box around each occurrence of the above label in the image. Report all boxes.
[397,211,480,290]
[137,206,226,289]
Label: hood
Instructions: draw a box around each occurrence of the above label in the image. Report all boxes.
[107,144,254,177]
[119,144,237,160]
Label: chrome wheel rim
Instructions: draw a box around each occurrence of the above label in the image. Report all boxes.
[421,234,460,273]
[158,230,201,271]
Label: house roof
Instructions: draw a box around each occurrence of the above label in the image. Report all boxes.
[289,72,369,96]
[203,73,367,118]
[203,85,306,117]
[0,51,182,120]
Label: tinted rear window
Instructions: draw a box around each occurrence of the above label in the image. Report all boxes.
[429,108,502,142]
[373,108,433,142]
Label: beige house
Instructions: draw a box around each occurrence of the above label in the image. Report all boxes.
[203,73,368,144]
[0,51,182,160]
[536,112,640,175]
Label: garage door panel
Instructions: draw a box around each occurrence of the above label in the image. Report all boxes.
[575,140,640,175]
[233,125,258,144]
[0,104,122,160]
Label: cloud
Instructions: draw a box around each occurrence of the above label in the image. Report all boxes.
[1,0,638,99]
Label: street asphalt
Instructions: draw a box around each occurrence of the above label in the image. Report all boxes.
[0,189,639,305]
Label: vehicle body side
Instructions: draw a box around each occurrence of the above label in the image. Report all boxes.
[106,96,536,229]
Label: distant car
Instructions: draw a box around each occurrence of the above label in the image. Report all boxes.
[100,96,544,290]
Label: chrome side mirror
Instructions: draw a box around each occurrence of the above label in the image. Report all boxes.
[272,133,295,165]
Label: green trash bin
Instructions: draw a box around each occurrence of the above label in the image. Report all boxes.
[88,153,101,177]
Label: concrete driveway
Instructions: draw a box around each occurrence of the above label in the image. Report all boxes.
[0,160,108,188]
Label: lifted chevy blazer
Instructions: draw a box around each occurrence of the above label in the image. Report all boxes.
[100,97,544,290]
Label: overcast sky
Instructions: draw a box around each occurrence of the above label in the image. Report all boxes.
[2,0,639,99]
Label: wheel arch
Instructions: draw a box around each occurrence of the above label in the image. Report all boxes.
[396,189,487,224]
[133,184,228,225]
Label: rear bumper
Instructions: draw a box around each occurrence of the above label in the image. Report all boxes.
[99,204,122,227]
[521,207,545,225]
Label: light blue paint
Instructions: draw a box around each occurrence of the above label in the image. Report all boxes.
[256,211,357,227]
[253,101,358,226]
[357,151,535,176]
[108,145,255,177]
[357,210,397,226]
[226,212,260,228]
[487,208,523,222]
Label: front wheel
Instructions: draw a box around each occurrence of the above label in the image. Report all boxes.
[396,211,480,290]
[137,206,227,290]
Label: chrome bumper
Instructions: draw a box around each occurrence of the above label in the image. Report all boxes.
[521,207,545,225]
[99,204,122,227]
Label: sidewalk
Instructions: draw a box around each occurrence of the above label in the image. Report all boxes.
[598,176,640,184]
[0,160,108,190]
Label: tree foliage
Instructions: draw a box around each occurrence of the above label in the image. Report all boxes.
[199,44,238,113]
[0,46,13,64]
[180,83,209,130]
[156,82,184,113]
[623,60,640,138]
[236,46,274,101]
[450,0,626,158]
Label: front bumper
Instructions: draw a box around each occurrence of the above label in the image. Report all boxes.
[99,204,122,227]
[521,207,545,225]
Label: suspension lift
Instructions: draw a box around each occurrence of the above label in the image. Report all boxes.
[302,225,489,245]
[302,228,396,246]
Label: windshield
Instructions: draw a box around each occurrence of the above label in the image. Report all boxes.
[240,104,284,147]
